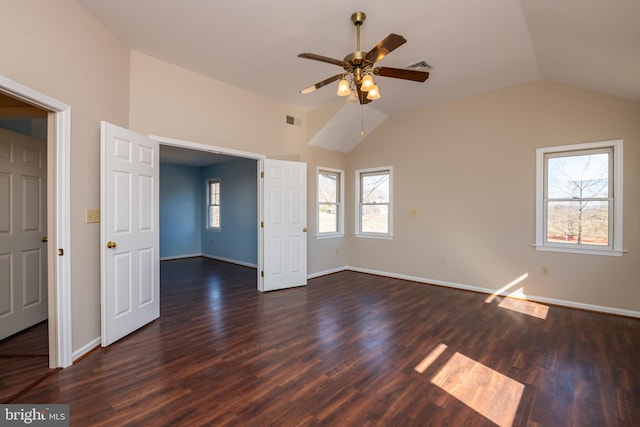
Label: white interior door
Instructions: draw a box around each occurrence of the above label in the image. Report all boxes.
[100,121,159,347]
[0,129,47,340]
[263,159,307,291]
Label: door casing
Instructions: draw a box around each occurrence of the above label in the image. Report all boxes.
[0,75,72,368]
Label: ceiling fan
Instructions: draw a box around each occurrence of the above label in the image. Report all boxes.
[298,11,430,104]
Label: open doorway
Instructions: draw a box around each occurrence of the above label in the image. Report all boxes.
[154,135,265,288]
[159,145,259,269]
[0,75,72,369]
[0,93,51,403]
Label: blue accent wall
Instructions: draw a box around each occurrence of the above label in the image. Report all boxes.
[159,163,202,259]
[159,158,257,265]
[201,158,258,265]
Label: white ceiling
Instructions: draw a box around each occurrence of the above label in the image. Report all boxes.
[79,0,640,152]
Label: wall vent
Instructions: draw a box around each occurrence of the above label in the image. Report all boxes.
[286,115,295,125]
[406,60,432,70]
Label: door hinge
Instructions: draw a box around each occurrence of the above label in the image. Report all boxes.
[261,221,264,228]
[261,171,264,178]
[261,271,264,277]
[58,248,64,256]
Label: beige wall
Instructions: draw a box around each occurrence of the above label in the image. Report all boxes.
[347,80,640,312]
[0,0,131,351]
[128,52,349,275]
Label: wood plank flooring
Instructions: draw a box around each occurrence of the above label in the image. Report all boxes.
[0,321,55,403]
[11,257,640,426]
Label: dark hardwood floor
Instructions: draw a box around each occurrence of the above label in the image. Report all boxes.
[11,257,640,426]
[0,320,55,403]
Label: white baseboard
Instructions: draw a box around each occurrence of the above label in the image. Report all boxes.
[72,336,100,362]
[160,253,203,261]
[201,254,257,269]
[314,265,640,319]
[307,266,349,279]
[160,253,257,269]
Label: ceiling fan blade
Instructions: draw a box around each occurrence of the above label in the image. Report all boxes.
[374,67,430,82]
[365,34,407,64]
[299,74,343,94]
[298,53,346,68]
[356,84,373,105]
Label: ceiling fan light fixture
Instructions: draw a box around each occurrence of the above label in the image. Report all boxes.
[346,90,358,103]
[366,84,380,100]
[337,78,351,96]
[361,74,374,92]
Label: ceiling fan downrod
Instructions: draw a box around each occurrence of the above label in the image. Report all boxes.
[352,11,366,52]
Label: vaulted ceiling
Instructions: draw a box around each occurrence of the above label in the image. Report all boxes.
[79,0,640,152]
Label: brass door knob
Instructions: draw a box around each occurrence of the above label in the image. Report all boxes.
[42,236,48,243]
[107,241,117,249]
[302,227,307,233]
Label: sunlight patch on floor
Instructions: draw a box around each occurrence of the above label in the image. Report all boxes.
[498,296,549,319]
[414,343,448,373]
[431,352,524,427]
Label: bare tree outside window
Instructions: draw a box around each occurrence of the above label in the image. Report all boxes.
[318,171,339,233]
[360,171,390,234]
[546,151,610,245]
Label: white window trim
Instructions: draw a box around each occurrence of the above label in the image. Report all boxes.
[206,178,221,231]
[316,166,344,238]
[355,166,394,239]
[535,140,623,256]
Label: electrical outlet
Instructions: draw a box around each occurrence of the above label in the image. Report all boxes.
[440,256,448,265]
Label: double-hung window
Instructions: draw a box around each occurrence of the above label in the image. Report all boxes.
[356,167,393,238]
[207,178,221,229]
[317,168,344,237]
[536,140,623,255]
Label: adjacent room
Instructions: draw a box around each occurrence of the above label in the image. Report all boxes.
[0,1,638,425]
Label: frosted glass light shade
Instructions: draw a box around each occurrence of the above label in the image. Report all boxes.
[366,84,380,100]
[361,74,374,92]
[337,78,351,96]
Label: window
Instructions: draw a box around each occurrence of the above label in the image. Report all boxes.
[317,167,344,237]
[356,167,393,238]
[207,179,221,229]
[536,140,623,256]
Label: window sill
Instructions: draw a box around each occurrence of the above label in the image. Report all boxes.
[205,227,221,232]
[533,244,624,257]
[355,233,394,240]
[316,233,344,239]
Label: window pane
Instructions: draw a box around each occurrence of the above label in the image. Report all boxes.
[318,203,338,233]
[361,204,389,234]
[319,172,338,203]
[210,206,220,228]
[547,200,608,245]
[361,172,389,203]
[548,153,609,199]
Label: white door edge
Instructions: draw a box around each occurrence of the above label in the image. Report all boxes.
[0,75,73,368]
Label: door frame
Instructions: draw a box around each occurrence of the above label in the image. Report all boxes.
[0,75,72,368]
[151,135,266,290]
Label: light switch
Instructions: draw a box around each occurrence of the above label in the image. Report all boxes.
[86,209,100,224]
